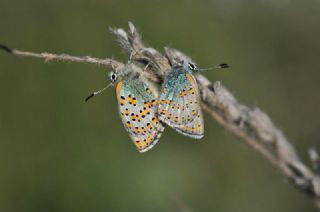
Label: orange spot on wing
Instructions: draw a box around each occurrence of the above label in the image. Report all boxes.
[126,122,132,128]
[144,101,152,108]
[116,80,124,98]
[179,89,187,97]
[146,135,153,145]
[152,117,159,125]
[151,99,157,106]
[186,74,195,87]
[135,140,145,149]
[119,98,125,105]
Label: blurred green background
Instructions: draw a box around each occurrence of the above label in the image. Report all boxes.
[1,0,320,211]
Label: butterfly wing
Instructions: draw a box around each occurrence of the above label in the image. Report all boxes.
[115,78,164,152]
[175,111,204,139]
[158,66,204,138]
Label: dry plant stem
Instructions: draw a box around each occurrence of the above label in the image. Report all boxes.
[0,44,123,69]
[1,23,320,209]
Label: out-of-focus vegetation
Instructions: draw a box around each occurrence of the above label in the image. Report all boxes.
[1,0,320,211]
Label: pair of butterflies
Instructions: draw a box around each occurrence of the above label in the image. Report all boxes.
[114,61,203,152]
[87,61,207,152]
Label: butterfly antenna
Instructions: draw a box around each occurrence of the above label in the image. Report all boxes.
[198,63,230,71]
[85,83,112,102]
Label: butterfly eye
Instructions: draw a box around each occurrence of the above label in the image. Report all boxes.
[109,71,117,83]
[188,62,197,71]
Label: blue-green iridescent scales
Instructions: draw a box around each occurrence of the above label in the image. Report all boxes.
[158,64,204,139]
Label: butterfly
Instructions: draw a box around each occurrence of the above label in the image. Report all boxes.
[158,62,204,139]
[110,65,165,152]
[86,64,164,152]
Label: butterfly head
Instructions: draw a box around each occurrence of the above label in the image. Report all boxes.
[109,64,141,85]
[185,62,198,73]
[109,71,118,84]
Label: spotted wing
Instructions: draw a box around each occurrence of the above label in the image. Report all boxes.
[115,78,164,152]
[175,111,204,139]
[158,67,204,139]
